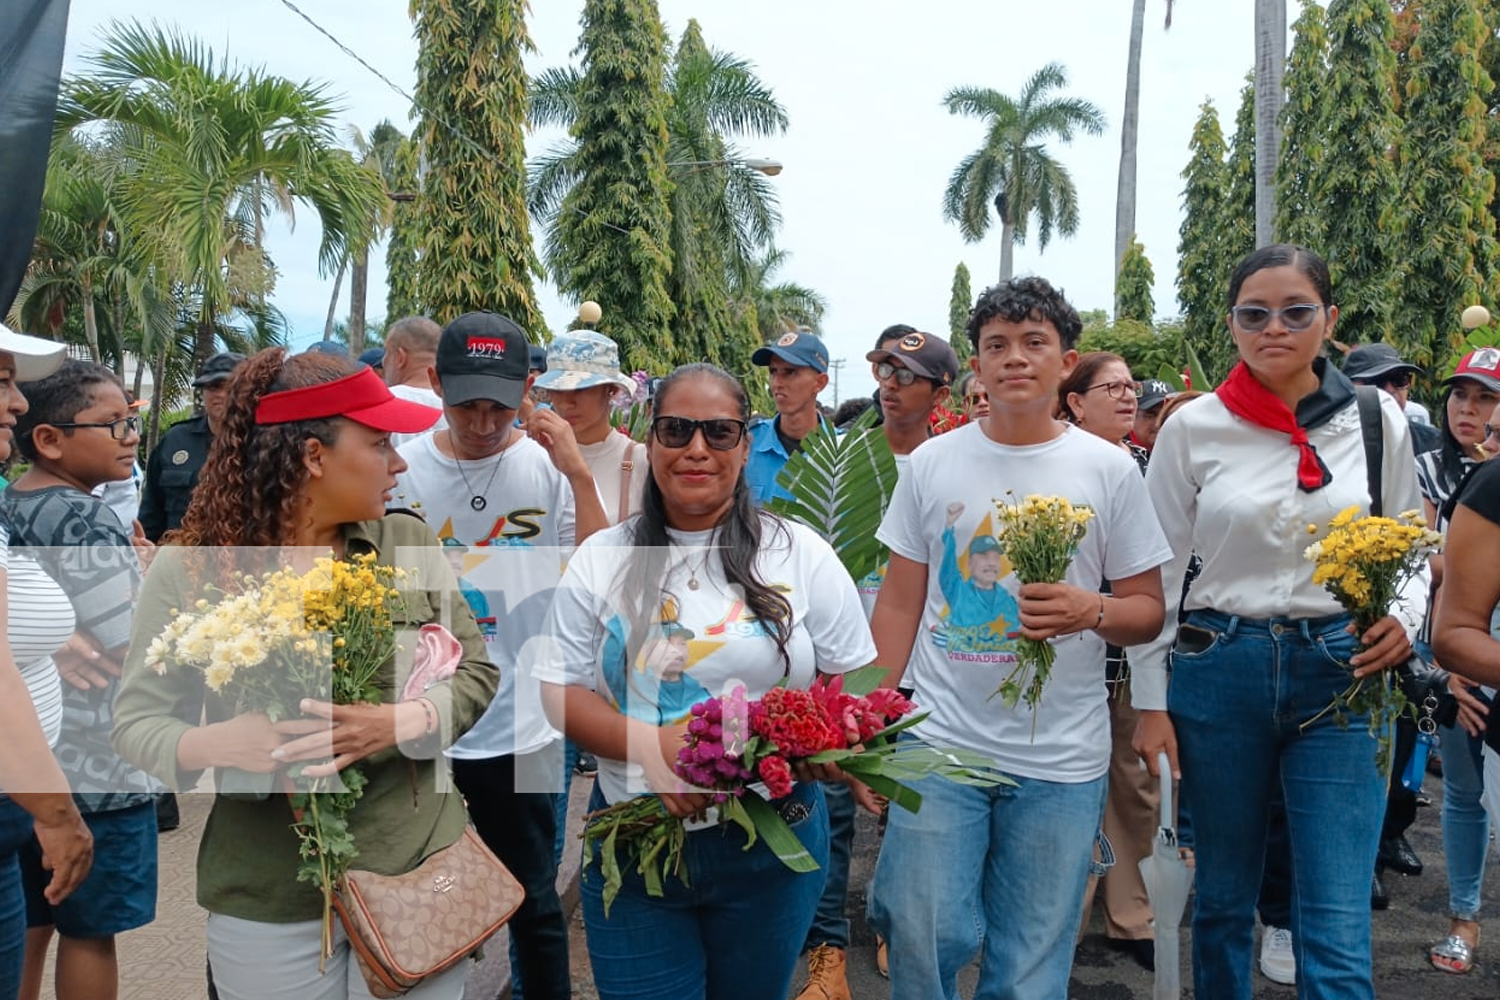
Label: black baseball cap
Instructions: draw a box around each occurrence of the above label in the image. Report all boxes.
[1343,343,1422,383]
[192,351,246,387]
[1138,379,1172,412]
[866,331,960,386]
[436,312,531,408]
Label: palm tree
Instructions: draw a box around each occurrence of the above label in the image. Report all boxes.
[942,63,1106,282]
[323,121,405,352]
[11,133,174,369]
[1255,0,1287,245]
[57,21,384,366]
[1115,0,1150,314]
[731,247,826,342]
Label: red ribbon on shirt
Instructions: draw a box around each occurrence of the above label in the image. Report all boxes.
[1215,361,1332,492]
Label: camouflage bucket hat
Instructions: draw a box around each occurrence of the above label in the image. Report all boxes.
[532,329,637,393]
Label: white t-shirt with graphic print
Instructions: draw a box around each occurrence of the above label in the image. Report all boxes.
[535,515,877,806]
[394,432,572,758]
[877,422,1171,783]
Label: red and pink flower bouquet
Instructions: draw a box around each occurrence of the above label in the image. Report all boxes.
[583,666,1006,913]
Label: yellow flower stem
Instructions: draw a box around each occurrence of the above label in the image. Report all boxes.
[308,787,334,968]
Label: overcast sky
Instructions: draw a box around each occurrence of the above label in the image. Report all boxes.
[62,0,1262,402]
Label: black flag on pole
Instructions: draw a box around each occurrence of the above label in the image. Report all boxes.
[0,0,71,319]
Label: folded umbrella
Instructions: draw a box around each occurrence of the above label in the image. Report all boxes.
[1138,751,1193,1000]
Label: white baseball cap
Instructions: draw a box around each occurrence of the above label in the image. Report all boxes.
[0,323,67,381]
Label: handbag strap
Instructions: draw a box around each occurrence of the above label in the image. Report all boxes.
[1356,385,1384,517]
[618,440,644,522]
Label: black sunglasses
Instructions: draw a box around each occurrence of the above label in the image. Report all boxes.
[46,415,141,441]
[1379,372,1412,389]
[651,416,747,450]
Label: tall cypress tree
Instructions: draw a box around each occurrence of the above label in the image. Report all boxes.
[1116,237,1156,324]
[1177,99,1231,381]
[1393,0,1499,368]
[411,0,541,329]
[949,262,973,364]
[1276,0,1329,250]
[1312,0,1403,348]
[551,0,677,373]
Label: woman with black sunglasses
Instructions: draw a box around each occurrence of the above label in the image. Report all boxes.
[536,363,876,1000]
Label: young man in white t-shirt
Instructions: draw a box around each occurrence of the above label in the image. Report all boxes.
[867,277,1172,1000]
[391,311,606,1000]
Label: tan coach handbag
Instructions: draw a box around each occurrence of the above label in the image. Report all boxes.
[333,827,525,997]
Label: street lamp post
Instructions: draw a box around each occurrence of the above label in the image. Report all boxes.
[666,157,783,176]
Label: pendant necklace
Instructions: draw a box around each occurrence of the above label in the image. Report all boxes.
[454,428,511,512]
[671,543,713,591]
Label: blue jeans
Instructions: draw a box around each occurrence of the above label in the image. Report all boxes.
[868,755,1106,1000]
[0,800,35,1000]
[1439,722,1489,919]
[1169,610,1385,1000]
[579,781,828,1000]
[802,779,855,950]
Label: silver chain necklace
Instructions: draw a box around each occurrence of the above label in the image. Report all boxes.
[453,428,512,511]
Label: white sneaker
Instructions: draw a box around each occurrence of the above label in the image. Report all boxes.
[1260,925,1296,985]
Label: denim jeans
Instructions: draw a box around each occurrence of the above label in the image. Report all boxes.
[0,800,33,1000]
[452,751,570,1000]
[1257,790,1293,929]
[868,755,1106,1000]
[1439,722,1488,919]
[579,781,828,1000]
[802,779,855,951]
[1169,610,1384,1000]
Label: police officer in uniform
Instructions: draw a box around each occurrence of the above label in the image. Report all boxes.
[138,351,245,542]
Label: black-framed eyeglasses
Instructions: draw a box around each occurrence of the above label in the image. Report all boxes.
[1379,372,1412,389]
[874,361,936,388]
[1085,380,1142,401]
[1229,303,1325,333]
[651,416,747,450]
[1486,423,1498,440]
[46,415,141,441]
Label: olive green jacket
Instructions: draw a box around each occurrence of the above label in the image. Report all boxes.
[113,513,499,922]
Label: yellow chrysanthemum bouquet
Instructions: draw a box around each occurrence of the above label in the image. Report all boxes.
[991,492,1095,713]
[1303,506,1442,763]
[146,551,406,959]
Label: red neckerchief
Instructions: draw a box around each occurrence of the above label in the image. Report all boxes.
[1215,361,1331,492]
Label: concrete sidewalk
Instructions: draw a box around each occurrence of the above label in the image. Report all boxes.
[66,777,594,1000]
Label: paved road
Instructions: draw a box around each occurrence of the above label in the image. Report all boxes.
[567,774,1500,1000]
[79,765,1500,1000]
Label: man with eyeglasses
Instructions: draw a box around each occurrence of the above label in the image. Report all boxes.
[866,331,960,455]
[1343,343,1440,453]
[137,351,245,543]
[746,331,832,506]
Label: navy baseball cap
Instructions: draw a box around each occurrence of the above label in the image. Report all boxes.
[752,331,829,373]
[303,339,349,357]
[528,344,548,374]
[436,312,531,408]
[192,351,247,387]
[358,347,385,369]
[1138,379,1173,412]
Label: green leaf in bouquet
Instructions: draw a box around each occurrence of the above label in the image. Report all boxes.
[836,761,925,813]
[718,795,758,849]
[768,407,899,582]
[835,665,891,697]
[738,790,821,873]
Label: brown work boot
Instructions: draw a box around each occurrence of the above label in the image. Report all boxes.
[794,944,852,1000]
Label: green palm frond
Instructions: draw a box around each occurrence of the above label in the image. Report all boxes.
[768,408,898,582]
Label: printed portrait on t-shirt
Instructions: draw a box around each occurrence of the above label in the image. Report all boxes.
[599,589,788,726]
[932,501,1022,659]
[439,536,497,639]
